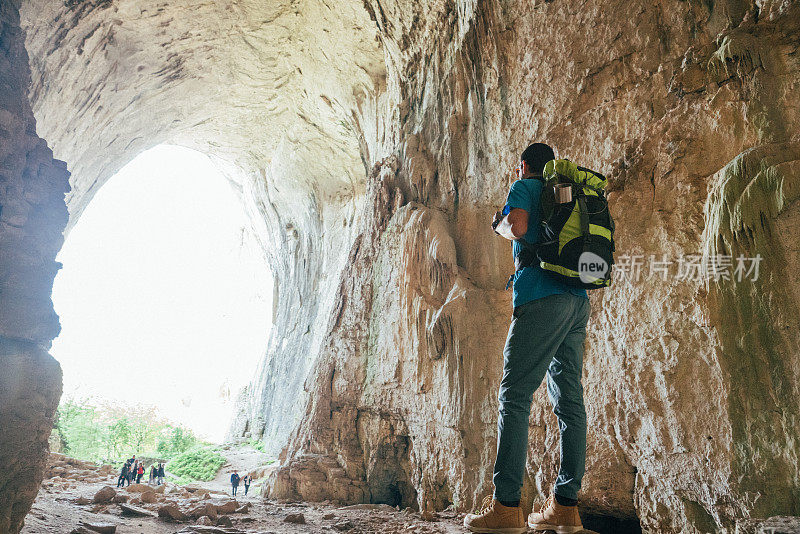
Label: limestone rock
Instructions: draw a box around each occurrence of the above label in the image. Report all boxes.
[119,503,157,517]
[175,527,245,534]
[158,503,188,522]
[140,491,158,504]
[92,487,115,504]
[80,522,116,534]
[284,513,306,524]
[333,520,355,531]
[215,515,233,527]
[187,503,218,520]
[212,500,238,515]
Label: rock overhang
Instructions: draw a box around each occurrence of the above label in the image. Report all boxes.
[20,0,387,228]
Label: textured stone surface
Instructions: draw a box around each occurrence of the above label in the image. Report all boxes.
[0,338,63,534]
[265,2,800,533]
[1,0,800,533]
[0,0,69,532]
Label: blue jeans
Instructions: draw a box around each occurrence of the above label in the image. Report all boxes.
[493,293,590,502]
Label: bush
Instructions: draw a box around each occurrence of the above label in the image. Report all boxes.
[166,446,225,482]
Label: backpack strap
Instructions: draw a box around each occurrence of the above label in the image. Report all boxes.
[576,192,590,253]
[505,237,558,290]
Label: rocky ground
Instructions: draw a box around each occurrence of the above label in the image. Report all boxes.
[19,453,474,534]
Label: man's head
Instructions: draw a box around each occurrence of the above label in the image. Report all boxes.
[518,143,555,178]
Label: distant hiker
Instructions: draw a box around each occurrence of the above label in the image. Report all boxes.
[149,464,157,484]
[230,471,240,496]
[157,463,165,485]
[466,143,602,534]
[136,463,144,483]
[128,460,137,484]
[117,462,129,488]
[242,474,252,496]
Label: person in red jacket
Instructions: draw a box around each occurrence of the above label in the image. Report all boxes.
[136,463,145,483]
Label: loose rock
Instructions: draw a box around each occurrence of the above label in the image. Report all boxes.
[284,513,306,524]
[92,487,115,504]
[119,503,157,517]
[158,503,188,521]
[334,519,355,531]
[81,522,116,534]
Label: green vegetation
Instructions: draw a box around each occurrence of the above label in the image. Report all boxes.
[54,397,204,465]
[247,438,266,452]
[166,446,226,484]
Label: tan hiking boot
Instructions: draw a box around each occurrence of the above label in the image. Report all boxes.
[463,496,526,533]
[528,495,583,533]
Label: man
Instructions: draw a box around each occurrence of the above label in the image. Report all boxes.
[231,471,241,496]
[117,462,129,488]
[464,143,590,534]
[128,460,137,485]
[242,474,252,496]
[157,463,165,485]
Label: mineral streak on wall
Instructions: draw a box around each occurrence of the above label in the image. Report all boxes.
[2,0,800,533]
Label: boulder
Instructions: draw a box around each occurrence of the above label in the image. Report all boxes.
[212,500,238,515]
[119,503,157,517]
[187,503,218,520]
[81,522,117,534]
[175,527,245,534]
[153,484,166,494]
[215,515,233,527]
[112,494,128,503]
[284,513,306,524]
[197,516,214,525]
[93,486,116,504]
[140,491,158,504]
[158,503,188,522]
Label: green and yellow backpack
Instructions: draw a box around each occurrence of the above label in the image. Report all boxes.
[517,159,615,289]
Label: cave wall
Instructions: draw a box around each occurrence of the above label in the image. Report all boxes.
[2,0,799,533]
[269,1,800,533]
[0,1,68,531]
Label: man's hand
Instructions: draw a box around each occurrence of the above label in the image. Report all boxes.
[494,208,529,241]
[492,210,504,233]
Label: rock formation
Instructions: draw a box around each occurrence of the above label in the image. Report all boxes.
[1,0,799,533]
[0,0,69,532]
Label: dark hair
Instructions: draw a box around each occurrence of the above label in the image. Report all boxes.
[520,143,555,175]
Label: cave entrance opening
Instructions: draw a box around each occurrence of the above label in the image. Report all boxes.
[50,144,274,458]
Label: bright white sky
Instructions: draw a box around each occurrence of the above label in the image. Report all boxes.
[51,145,273,443]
